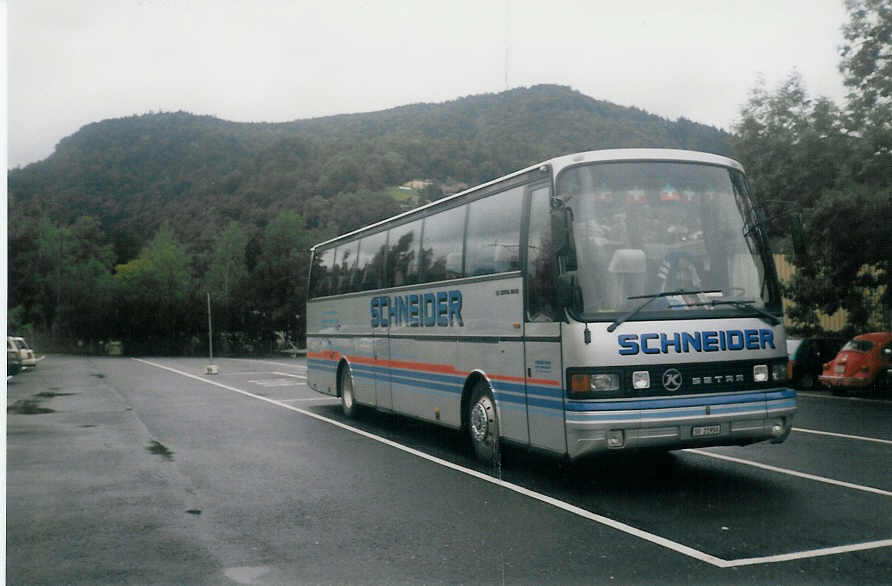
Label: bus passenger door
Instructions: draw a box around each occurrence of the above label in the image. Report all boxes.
[524,184,567,454]
[374,329,393,410]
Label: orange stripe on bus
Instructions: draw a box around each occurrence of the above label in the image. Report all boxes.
[309,352,561,387]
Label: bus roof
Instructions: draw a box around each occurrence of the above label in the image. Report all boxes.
[310,148,744,251]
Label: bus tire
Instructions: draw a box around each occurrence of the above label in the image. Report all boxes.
[339,365,358,418]
[468,382,499,463]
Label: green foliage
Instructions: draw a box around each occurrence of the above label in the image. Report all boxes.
[732,1,892,335]
[115,223,194,353]
[205,221,248,304]
[7,85,732,352]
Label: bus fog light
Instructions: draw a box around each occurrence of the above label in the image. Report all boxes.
[607,430,624,448]
[754,364,768,382]
[771,423,784,437]
[632,371,651,390]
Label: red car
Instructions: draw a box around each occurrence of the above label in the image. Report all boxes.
[819,331,892,394]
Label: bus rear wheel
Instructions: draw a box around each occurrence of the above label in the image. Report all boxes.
[339,366,358,418]
[468,383,499,463]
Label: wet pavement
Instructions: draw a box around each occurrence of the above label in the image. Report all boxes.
[6,355,892,584]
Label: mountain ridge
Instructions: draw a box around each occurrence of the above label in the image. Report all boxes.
[9,84,731,258]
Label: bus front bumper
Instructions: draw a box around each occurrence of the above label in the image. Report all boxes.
[564,389,796,460]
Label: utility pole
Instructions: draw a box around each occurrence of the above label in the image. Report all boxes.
[205,292,218,374]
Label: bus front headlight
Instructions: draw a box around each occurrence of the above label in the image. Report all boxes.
[570,373,620,395]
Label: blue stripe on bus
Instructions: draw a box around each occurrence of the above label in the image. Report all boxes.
[565,391,773,412]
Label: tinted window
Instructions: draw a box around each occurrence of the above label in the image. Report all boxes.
[336,240,359,294]
[309,247,337,298]
[420,206,466,282]
[466,186,522,276]
[388,220,421,287]
[356,231,388,291]
[526,186,557,321]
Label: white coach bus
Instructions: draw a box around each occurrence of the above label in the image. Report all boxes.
[306,149,796,462]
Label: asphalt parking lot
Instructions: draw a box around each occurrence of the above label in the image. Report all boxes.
[6,355,892,584]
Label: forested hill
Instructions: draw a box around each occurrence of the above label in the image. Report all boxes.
[9,84,729,260]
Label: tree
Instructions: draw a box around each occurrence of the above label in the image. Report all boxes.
[203,221,249,348]
[115,223,193,352]
[205,221,248,304]
[839,0,892,183]
[249,212,313,349]
[732,2,892,334]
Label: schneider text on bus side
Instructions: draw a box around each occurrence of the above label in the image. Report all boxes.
[371,290,463,328]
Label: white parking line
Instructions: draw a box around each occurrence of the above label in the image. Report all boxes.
[684,449,892,497]
[248,379,302,387]
[277,397,339,403]
[797,391,892,404]
[237,358,307,370]
[794,427,892,446]
[273,371,307,380]
[132,358,892,569]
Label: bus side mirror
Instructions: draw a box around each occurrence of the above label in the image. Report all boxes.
[551,199,577,272]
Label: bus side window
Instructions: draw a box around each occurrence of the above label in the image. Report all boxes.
[420,206,466,283]
[466,186,522,276]
[526,186,557,322]
[387,220,421,287]
[309,247,336,298]
[357,231,388,291]
[336,240,359,294]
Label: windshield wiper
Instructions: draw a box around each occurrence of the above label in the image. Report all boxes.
[606,289,722,332]
[669,298,780,326]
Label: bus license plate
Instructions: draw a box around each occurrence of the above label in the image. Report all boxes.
[692,424,722,437]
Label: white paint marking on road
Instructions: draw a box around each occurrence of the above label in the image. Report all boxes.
[239,358,307,370]
[794,427,892,446]
[277,397,340,403]
[721,538,892,567]
[797,391,891,405]
[248,378,301,388]
[272,371,307,380]
[132,358,892,568]
[684,449,892,497]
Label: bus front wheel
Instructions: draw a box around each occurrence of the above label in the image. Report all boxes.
[339,366,358,418]
[468,383,499,463]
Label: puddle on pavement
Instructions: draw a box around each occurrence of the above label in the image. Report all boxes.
[35,392,76,398]
[147,440,174,461]
[91,373,105,379]
[7,399,55,415]
[186,509,202,515]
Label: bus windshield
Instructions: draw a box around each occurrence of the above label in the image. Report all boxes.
[556,161,779,320]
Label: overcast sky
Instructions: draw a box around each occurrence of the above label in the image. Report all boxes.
[7,0,850,169]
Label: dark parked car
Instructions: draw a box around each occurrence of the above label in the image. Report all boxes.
[819,332,892,395]
[786,336,845,389]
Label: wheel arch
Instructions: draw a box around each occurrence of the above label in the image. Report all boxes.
[336,357,353,398]
[461,370,494,430]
